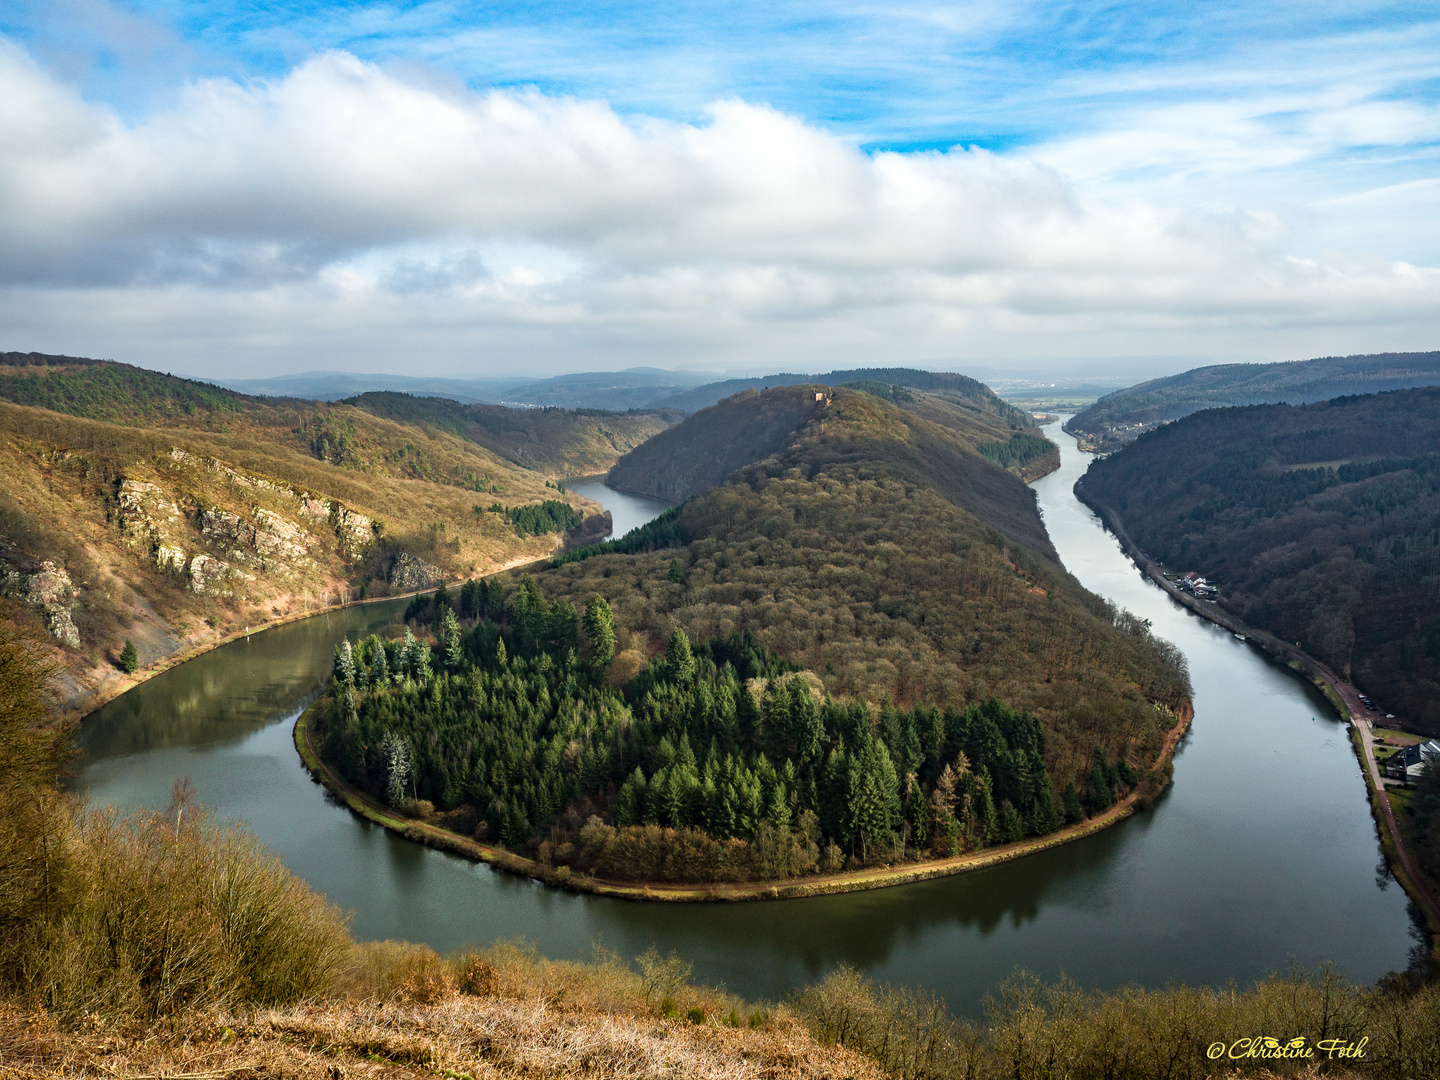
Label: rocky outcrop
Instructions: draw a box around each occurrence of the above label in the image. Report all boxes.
[110,453,387,603]
[333,507,376,557]
[388,551,442,591]
[188,553,253,596]
[2,559,81,648]
[117,479,190,574]
[253,508,311,563]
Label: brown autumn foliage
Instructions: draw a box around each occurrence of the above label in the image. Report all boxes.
[538,387,1191,788]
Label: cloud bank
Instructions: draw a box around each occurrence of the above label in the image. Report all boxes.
[1,41,1435,375]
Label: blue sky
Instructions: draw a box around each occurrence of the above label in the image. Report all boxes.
[0,0,1436,377]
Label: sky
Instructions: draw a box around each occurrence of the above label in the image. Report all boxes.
[0,0,1437,380]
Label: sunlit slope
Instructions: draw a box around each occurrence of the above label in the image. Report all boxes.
[606,380,1053,507]
[0,355,671,481]
[0,356,627,707]
[543,387,1190,785]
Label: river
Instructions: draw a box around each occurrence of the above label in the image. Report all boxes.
[76,428,1419,1015]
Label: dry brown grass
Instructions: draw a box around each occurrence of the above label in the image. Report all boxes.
[0,943,884,1080]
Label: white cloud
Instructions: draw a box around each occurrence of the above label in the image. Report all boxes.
[0,40,1435,375]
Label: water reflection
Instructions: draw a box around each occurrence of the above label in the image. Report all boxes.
[77,425,1416,1015]
[564,476,672,538]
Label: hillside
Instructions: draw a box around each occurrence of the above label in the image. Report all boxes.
[1067,351,1440,451]
[0,354,669,476]
[531,387,1188,813]
[608,379,1050,504]
[1077,388,1440,733]
[0,354,647,709]
[605,386,828,502]
[344,391,673,474]
[566,388,1184,728]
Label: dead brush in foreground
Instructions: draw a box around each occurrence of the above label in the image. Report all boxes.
[0,941,884,1080]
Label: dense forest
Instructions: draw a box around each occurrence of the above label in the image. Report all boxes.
[1079,388,1440,732]
[566,389,1188,780]
[1067,351,1440,451]
[315,577,1148,882]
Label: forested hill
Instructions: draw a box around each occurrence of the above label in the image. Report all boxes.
[649,367,1036,424]
[607,380,1050,506]
[605,386,827,503]
[1067,351,1440,451]
[535,386,1191,792]
[0,355,668,473]
[1079,387,1440,733]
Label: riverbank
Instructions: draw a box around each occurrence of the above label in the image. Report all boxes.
[294,697,1192,903]
[1074,476,1440,947]
[71,554,548,726]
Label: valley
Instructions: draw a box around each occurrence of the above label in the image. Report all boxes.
[0,354,668,714]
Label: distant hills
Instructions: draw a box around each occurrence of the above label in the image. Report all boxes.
[213,362,1044,418]
[216,367,715,411]
[1066,351,1440,451]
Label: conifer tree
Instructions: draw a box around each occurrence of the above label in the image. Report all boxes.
[118,639,139,674]
[441,608,463,669]
[381,732,411,807]
[666,626,696,683]
[583,593,616,671]
[333,639,355,685]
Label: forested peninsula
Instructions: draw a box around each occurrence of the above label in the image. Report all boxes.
[310,383,1192,892]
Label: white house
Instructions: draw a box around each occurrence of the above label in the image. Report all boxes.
[1385,739,1440,784]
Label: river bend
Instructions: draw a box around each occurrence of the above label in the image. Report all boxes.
[77,425,1418,1015]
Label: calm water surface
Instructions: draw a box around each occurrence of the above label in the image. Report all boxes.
[78,423,1419,1014]
[563,477,671,538]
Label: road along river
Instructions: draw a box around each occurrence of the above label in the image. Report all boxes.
[77,433,1420,1016]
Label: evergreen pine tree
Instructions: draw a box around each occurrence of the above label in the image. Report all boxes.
[1063,778,1084,823]
[583,593,616,671]
[441,607,463,669]
[666,626,696,683]
[118,639,139,674]
[999,799,1024,844]
[333,638,356,684]
[974,771,999,846]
